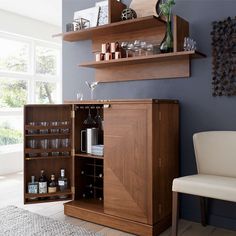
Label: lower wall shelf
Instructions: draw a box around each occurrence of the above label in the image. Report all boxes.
[79,51,206,82]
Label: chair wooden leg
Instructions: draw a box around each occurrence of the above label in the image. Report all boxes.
[172,191,179,236]
[200,197,208,227]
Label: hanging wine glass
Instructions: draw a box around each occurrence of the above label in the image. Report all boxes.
[94,107,103,128]
[84,107,96,126]
[85,81,99,100]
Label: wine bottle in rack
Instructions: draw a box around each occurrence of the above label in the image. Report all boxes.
[38,170,48,194]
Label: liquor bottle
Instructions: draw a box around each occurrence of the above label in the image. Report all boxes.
[58,169,68,199]
[58,169,68,192]
[28,176,38,200]
[48,174,57,194]
[38,170,48,194]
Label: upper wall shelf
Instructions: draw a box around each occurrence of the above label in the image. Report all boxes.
[55,13,206,82]
[54,16,166,42]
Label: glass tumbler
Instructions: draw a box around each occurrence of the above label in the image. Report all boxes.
[50,121,59,134]
[28,122,38,134]
[60,121,69,134]
[39,121,49,134]
[61,138,70,156]
[40,139,49,157]
[50,138,60,156]
[28,139,38,157]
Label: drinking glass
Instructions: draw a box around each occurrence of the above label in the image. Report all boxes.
[28,122,38,134]
[85,81,99,100]
[50,139,60,156]
[39,121,49,134]
[28,139,38,157]
[127,42,134,57]
[77,92,83,101]
[40,139,49,157]
[146,43,154,56]
[140,41,147,56]
[60,121,70,134]
[50,121,59,134]
[61,138,70,156]
[84,108,96,126]
[134,40,141,56]
[121,42,129,58]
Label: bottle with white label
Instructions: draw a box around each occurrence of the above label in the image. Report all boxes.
[38,170,48,194]
[58,169,68,199]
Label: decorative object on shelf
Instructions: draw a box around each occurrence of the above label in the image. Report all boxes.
[66,23,74,32]
[121,8,137,21]
[211,16,236,96]
[183,37,197,51]
[73,18,90,31]
[74,6,100,27]
[130,0,160,17]
[76,92,83,101]
[85,81,99,100]
[159,0,175,53]
[96,0,109,26]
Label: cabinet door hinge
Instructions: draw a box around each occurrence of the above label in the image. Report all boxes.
[159,111,162,121]
[71,186,75,194]
[71,110,75,119]
[71,149,75,156]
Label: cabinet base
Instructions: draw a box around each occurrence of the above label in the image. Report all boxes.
[64,200,171,236]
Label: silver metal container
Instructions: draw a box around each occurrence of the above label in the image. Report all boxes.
[81,128,98,154]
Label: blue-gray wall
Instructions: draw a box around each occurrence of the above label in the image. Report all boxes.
[62,0,236,230]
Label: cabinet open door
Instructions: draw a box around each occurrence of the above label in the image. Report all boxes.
[24,104,74,204]
[104,103,152,224]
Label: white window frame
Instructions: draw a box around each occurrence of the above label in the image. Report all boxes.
[0,31,62,150]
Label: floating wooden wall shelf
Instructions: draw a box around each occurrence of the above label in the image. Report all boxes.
[55,13,206,82]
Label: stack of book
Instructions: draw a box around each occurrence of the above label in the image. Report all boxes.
[91,145,104,156]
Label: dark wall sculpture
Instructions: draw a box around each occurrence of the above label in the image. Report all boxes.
[212,17,236,96]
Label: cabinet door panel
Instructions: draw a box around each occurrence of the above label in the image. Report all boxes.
[104,104,151,224]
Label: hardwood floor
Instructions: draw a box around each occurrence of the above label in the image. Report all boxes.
[0,172,235,236]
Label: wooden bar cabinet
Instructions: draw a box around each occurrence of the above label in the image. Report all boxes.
[24,99,179,236]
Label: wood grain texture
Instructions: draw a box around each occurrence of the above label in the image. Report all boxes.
[152,103,179,224]
[61,16,165,42]
[173,15,189,52]
[104,104,151,224]
[109,0,127,23]
[94,56,190,82]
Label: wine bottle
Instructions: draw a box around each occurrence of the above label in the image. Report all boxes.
[38,170,48,194]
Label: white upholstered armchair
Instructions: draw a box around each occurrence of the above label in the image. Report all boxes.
[172,131,236,236]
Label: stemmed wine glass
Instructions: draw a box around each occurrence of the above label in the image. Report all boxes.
[140,41,147,56]
[134,40,141,57]
[84,107,96,126]
[85,81,99,100]
[94,107,103,128]
[127,42,134,57]
[146,43,154,56]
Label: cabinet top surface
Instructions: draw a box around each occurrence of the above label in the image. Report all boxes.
[64,99,179,105]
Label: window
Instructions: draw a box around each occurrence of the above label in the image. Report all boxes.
[0,32,61,150]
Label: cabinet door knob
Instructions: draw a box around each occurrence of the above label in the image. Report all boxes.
[103,104,111,109]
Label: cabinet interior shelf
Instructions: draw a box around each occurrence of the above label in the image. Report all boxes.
[25,148,71,154]
[25,156,72,161]
[75,153,104,160]
[80,51,206,69]
[25,125,70,130]
[25,133,71,138]
[25,190,72,199]
[54,16,165,42]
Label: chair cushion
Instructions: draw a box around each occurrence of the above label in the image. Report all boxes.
[172,174,236,202]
